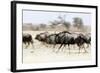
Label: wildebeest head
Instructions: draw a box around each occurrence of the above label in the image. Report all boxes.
[35,32,49,42]
[35,34,41,41]
[84,33,91,44]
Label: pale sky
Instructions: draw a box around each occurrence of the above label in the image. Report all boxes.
[23,10,91,25]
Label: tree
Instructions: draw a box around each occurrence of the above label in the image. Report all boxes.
[58,15,66,24]
[49,20,60,28]
[49,15,71,29]
[73,17,83,29]
[50,20,59,25]
[58,15,70,29]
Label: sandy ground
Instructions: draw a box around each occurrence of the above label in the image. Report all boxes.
[23,31,91,64]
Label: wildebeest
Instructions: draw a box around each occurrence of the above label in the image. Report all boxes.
[74,33,91,53]
[56,31,75,53]
[23,33,33,48]
[35,32,49,46]
[35,32,49,42]
[74,33,87,53]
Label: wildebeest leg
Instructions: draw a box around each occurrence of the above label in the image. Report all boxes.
[78,46,81,54]
[52,44,56,52]
[73,44,76,50]
[83,47,88,53]
[81,44,88,53]
[61,44,66,52]
[68,44,71,54]
[78,44,81,54]
[31,40,34,48]
[23,42,26,49]
[25,43,29,48]
[86,44,90,48]
[45,43,49,47]
[82,45,88,53]
[41,42,45,46]
[53,43,56,48]
[52,43,56,52]
[56,44,63,53]
[43,42,48,47]
[30,41,34,53]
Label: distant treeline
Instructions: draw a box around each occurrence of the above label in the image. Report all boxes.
[23,16,91,32]
[23,23,90,32]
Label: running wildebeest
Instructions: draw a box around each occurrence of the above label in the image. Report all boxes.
[35,32,49,46]
[23,33,33,48]
[74,33,87,53]
[56,31,74,53]
[35,32,49,42]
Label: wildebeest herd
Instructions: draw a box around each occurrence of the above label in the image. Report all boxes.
[23,31,91,54]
